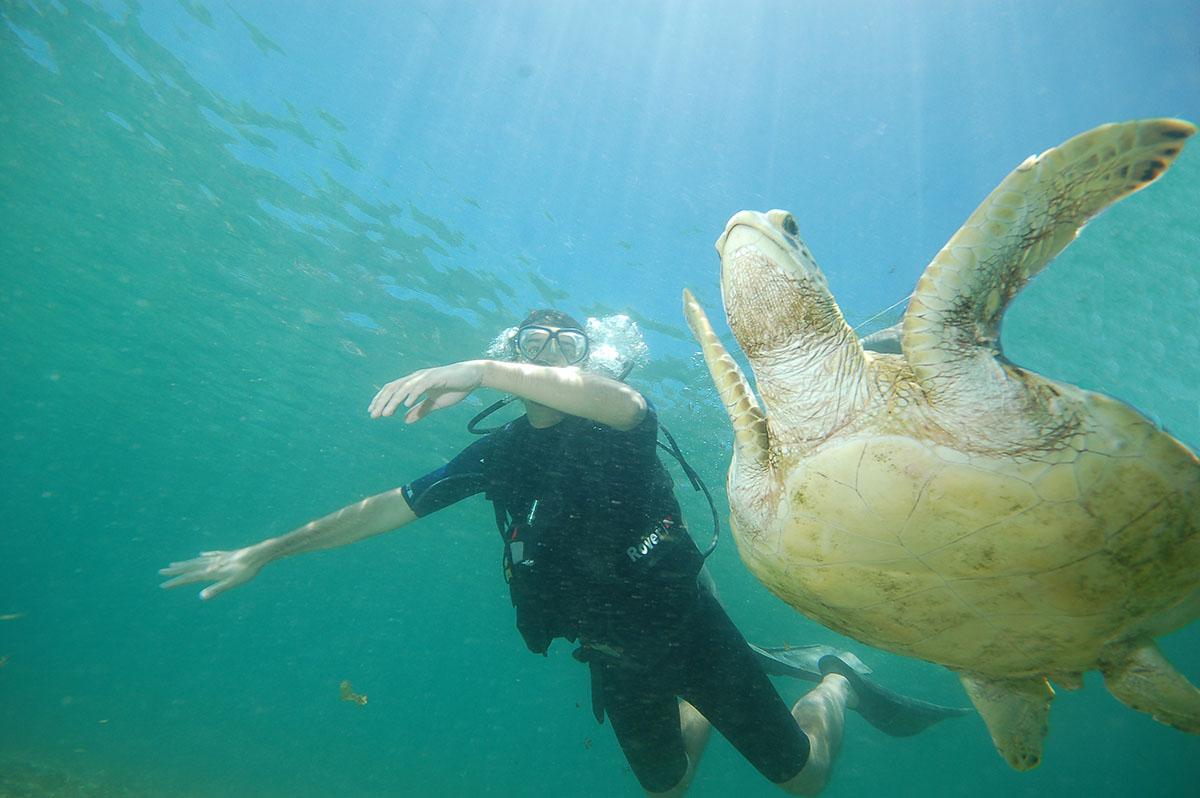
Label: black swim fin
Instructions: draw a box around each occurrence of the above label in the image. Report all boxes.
[750,644,970,736]
[816,654,972,737]
[751,643,870,683]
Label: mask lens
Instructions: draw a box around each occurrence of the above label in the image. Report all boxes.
[516,327,551,360]
[556,330,588,364]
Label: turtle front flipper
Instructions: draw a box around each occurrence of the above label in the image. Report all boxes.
[903,118,1196,403]
[959,671,1056,771]
[1101,637,1200,733]
[683,288,770,478]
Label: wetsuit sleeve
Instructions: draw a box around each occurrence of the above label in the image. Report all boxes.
[609,400,663,475]
[401,436,492,517]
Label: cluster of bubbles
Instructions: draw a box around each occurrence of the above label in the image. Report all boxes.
[484,314,649,381]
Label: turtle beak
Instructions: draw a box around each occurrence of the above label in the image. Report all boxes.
[715,210,770,254]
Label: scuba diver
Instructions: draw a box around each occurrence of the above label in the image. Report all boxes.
[160,309,964,796]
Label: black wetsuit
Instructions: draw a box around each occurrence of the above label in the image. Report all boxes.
[402,406,810,791]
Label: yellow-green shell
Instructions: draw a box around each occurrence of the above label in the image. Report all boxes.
[733,387,1200,678]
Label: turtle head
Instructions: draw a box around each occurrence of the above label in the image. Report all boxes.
[714,209,866,444]
[716,210,838,359]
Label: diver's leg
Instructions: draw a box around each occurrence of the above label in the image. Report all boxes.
[598,660,697,796]
[643,700,712,797]
[677,590,813,791]
[777,673,856,796]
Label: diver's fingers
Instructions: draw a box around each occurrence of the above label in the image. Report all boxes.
[407,389,470,424]
[370,371,423,417]
[404,397,438,424]
[158,554,216,578]
[371,381,404,418]
[160,571,207,589]
[368,384,390,416]
[369,380,403,417]
[382,379,421,417]
[400,376,434,408]
[431,390,467,411]
[392,371,437,410]
[396,373,443,411]
[199,577,241,601]
[158,562,189,578]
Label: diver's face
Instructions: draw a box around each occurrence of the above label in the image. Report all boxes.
[514,324,589,367]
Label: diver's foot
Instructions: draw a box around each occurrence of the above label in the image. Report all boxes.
[817,654,974,737]
[817,655,862,709]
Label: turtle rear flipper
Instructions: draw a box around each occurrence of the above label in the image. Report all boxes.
[1102,638,1200,733]
[902,118,1196,403]
[959,671,1055,771]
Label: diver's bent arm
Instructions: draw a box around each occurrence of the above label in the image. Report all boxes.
[482,360,646,430]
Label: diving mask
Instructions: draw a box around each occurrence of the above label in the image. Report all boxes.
[486,313,648,380]
[515,325,590,366]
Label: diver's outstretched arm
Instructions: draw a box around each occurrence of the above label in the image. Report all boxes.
[159,487,417,600]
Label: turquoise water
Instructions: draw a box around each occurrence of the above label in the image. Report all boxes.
[2,1,1198,795]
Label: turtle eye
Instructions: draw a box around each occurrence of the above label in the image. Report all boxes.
[782,215,799,236]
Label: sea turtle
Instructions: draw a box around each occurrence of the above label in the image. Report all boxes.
[682,118,1199,770]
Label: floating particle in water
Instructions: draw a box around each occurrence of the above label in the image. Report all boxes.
[340,680,368,706]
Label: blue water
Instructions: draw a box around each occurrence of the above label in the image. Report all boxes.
[1,1,1198,795]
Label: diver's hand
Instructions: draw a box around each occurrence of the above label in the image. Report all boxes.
[159,546,266,600]
[369,360,486,423]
